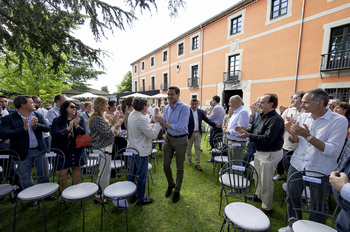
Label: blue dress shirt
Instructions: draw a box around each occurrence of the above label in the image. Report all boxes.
[163,99,190,136]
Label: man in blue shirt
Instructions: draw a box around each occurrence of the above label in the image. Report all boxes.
[160,86,190,203]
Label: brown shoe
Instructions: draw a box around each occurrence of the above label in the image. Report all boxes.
[206,158,214,162]
[188,160,192,166]
[259,207,273,215]
[246,194,261,202]
[195,165,202,171]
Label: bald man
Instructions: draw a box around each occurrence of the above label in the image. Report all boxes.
[223,95,249,160]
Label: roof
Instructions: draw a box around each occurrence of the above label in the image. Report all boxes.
[130,0,255,65]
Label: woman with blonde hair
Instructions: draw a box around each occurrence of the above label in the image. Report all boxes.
[89,96,123,204]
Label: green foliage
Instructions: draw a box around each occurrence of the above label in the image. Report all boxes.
[0,48,71,103]
[101,85,109,93]
[70,81,91,93]
[116,71,132,93]
[0,0,186,72]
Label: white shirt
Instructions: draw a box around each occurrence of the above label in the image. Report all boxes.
[281,107,304,151]
[227,105,249,142]
[36,108,50,138]
[207,103,225,125]
[290,109,348,175]
[192,109,199,132]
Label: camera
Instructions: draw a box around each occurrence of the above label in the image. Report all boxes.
[0,104,5,110]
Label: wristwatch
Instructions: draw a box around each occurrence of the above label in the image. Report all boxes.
[306,135,313,142]
[163,122,166,127]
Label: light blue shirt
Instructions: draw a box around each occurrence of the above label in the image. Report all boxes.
[163,99,190,136]
[47,106,60,125]
[81,111,91,134]
[207,103,225,125]
[341,183,350,201]
[17,111,38,149]
[227,105,249,142]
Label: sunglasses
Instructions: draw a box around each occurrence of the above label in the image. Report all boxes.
[46,108,52,110]
[35,101,43,104]
[69,105,77,109]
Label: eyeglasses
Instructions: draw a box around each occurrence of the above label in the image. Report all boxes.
[35,101,43,104]
[69,105,77,109]
[46,108,52,110]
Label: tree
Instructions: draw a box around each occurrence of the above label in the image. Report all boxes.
[0,48,71,102]
[116,71,132,93]
[101,86,109,93]
[0,0,186,72]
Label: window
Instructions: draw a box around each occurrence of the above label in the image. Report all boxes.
[134,81,137,92]
[142,79,145,91]
[325,88,350,102]
[192,36,199,50]
[271,0,288,19]
[150,56,155,67]
[227,55,240,81]
[163,50,168,62]
[178,43,184,56]
[162,73,168,90]
[141,61,145,70]
[134,65,137,73]
[327,24,350,69]
[230,16,242,35]
[188,65,199,87]
[150,76,155,90]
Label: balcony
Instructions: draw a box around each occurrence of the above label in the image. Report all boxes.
[148,85,155,91]
[187,77,199,88]
[139,86,145,92]
[223,71,240,83]
[320,50,350,78]
[160,83,168,91]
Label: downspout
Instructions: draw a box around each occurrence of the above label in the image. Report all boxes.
[168,43,171,88]
[294,0,306,93]
[200,24,204,108]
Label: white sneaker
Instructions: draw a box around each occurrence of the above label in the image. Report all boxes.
[273,174,282,181]
[278,225,293,232]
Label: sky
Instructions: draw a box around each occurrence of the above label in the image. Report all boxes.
[74,0,240,93]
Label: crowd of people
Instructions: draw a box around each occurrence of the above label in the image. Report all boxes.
[1,87,350,231]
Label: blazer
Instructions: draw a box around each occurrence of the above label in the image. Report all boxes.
[0,111,49,160]
[51,116,86,155]
[127,110,162,157]
[188,108,217,139]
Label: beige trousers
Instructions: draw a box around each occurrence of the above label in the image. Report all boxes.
[186,131,202,165]
[254,150,283,210]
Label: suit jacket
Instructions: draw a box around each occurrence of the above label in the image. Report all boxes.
[188,108,217,139]
[127,110,162,157]
[51,116,86,155]
[0,111,49,160]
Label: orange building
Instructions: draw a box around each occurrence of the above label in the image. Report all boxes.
[131,0,350,108]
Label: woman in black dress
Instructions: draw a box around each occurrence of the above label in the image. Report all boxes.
[51,101,87,192]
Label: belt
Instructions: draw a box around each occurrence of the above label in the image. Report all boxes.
[167,133,187,138]
[257,149,281,153]
[228,139,246,142]
[193,131,199,133]
[29,147,39,150]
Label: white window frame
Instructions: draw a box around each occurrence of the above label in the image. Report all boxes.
[227,9,246,40]
[321,17,350,78]
[225,49,243,80]
[150,75,156,91]
[190,93,199,103]
[190,32,200,53]
[162,49,168,63]
[150,55,155,68]
[141,78,145,91]
[265,0,293,26]
[141,60,145,71]
[177,40,185,58]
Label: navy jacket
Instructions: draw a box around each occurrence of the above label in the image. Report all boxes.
[188,108,217,139]
[0,111,49,160]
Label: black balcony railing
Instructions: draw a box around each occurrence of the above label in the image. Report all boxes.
[160,83,168,91]
[187,77,199,88]
[321,50,350,72]
[140,86,145,92]
[148,85,155,91]
[223,71,240,82]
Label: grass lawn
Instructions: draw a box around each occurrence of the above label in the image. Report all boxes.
[0,134,338,231]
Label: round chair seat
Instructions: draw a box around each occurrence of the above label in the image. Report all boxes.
[104,181,137,198]
[148,163,152,171]
[152,149,157,154]
[62,182,98,200]
[214,156,228,163]
[219,173,250,188]
[0,184,14,196]
[293,220,336,232]
[110,160,125,169]
[18,183,59,201]
[225,202,270,231]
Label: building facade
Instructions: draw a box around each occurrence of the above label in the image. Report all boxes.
[131,0,350,108]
